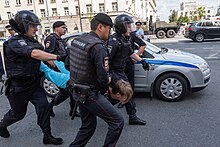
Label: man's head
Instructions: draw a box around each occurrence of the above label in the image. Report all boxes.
[114,14,134,37]
[53,21,67,37]
[135,21,142,29]
[9,10,40,38]
[5,25,16,36]
[90,13,113,41]
[108,80,133,104]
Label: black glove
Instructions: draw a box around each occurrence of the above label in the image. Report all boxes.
[140,59,149,71]
[57,54,67,61]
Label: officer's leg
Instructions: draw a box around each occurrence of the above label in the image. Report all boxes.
[0,87,29,138]
[69,102,97,147]
[125,62,146,125]
[30,84,63,145]
[49,88,69,117]
[70,92,124,147]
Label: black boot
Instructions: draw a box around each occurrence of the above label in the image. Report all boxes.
[43,133,63,145]
[0,122,10,138]
[129,115,146,125]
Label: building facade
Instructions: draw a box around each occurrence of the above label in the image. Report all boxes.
[177,1,214,21]
[0,0,157,38]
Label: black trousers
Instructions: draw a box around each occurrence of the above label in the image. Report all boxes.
[0,80,51,134]
[111,66,137,116]
[53,88,76,108]
[69,91,124,147]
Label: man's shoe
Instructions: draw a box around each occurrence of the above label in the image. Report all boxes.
[43,134,63,145]
[0,127,10,138]
[129,115,146,125]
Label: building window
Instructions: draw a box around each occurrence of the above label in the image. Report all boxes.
[99,3,105,12]
[112,2,118,11]
[5,0,9,6]
[40,9,46,17]
[207,10,210,13]
[51,0,56,3]
[62,0,68,2]
[27,0,33,4]
[52,8,57,16]
[76,6,79,15]
[39,0,44,4]
[86,4,92,13]
[16,0,21,5]
[7,12,12,19]
[64,7,69,15]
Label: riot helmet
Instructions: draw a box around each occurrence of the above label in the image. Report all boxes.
[114,14,134,34]
[9,10,40,34]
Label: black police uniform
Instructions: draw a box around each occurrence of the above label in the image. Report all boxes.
[69,32,124,147]
[108,33,137,115]
[125,31,146,90]
[1,34,52,136]
[0,53,5,79]
[44,33,76,116]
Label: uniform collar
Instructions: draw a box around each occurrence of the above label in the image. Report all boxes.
[89,31,101,40]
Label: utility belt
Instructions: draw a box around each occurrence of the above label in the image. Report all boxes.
[67,82,91,104]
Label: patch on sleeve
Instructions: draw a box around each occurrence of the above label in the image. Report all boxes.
[18,40,27,46]
[45,41,51,48]
[103,57,109,71]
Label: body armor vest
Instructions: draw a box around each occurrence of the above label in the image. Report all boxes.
[3,35,42,79]
[48,33,67,56]
[109,34,131,71]
[69,33,102,87]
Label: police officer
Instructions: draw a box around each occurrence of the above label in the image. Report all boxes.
[5,25,17,41]
[0,10,64,145]
[69,13,124,147]
[117,29,146,109]
[108,14,149,125]
[44,21,78,118]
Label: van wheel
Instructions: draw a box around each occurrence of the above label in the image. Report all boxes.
[156,30,166,39]
[155,73,188,102]
[166,29,176,38]
[195,34,204,42]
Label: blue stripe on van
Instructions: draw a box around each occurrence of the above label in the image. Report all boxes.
[137,59,198,69]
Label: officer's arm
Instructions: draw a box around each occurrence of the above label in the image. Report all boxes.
[130,53,142,62]
[31,49,58,61]
[135,37,146,56]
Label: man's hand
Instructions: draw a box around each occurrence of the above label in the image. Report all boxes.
[57,54,67,61]
[47,60,56,68]
[140,59,149,71]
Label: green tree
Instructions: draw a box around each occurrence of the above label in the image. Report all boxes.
[169,9,178,22]
[197,7,206,20]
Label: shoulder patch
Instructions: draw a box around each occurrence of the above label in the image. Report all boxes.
[113,37,117,41]
[45,41,51,48]
[18,40,27,46]
[103,57,109,71]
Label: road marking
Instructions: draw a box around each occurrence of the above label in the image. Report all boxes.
[205,56,218,59]
[185,48,195,50]
[203,47,213,50]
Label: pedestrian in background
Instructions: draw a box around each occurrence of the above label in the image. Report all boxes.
[5,25,17,41]
[135,21,145,39]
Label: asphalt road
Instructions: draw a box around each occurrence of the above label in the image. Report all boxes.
[0,36,220,147]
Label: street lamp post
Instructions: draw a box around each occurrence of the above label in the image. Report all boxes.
[77,0,83,32]
[45,0,52,33]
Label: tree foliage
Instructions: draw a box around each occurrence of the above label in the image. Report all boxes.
[169,9,178,22]
[197,7,206,19]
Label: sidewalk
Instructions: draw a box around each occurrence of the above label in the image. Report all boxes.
[148,34,188,43]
